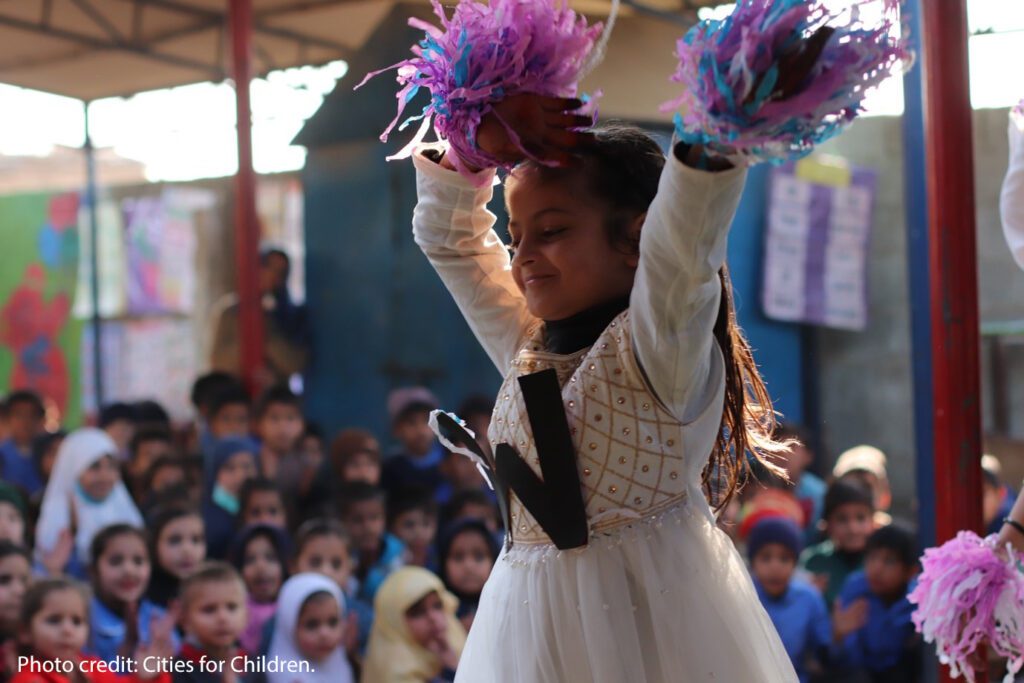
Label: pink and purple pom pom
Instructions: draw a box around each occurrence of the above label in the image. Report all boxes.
[357,0,608,179]
[662,0,912,164]
[909,531,1024,683]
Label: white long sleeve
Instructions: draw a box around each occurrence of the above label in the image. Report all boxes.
[411,144,537,374]
[629,150,747,424]
[1001,115,1024,271]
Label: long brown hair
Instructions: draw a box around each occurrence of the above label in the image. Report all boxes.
[517,122,789,510]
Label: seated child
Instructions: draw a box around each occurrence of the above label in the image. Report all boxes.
[172,562,251,683]
[207,385,251,441]
[86,524,177,663]
[441,489,502,536]
[800,479,874,605]
[127,429,176,501]
[832,445,892,528]
[202,438,258,559]
[140,458,191,514]
[252,386,305,495]
[29,431,65,506]
[229,525,290,655]
[11,577,170,683]
[381,388,446,502]
[329,429,381,486]
[363,567,466,683]
[266,573,355,683]
[388,487,440,571]
[774,423,827,543]
[0,541,31,670]
[238,479,288,530]
[339,483,406,606]
[747,517,830,683]
[437,519,499,632]
[832,524,920,683]
[146,506,206,609]
[1,391,46,495]
[100,402,137,461]
[982,454,1016,536]
[0,483,26,545]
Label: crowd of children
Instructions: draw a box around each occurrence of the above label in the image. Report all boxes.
[0,380,1012,682]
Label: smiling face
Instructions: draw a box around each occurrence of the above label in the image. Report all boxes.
[95,532,150,606]
[241,535,284,603]
[505,167,639,321]
[78,455,120,501]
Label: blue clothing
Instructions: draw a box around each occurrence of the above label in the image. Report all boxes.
[987,485,1017,536]
[755,578,831,683]
[795,471,827,544]
[834,570,919,678]
[87,596,179,662]
[381,443,447,502]
[0,438,42,496]
[202,498,237,560]
[356,533,406,604]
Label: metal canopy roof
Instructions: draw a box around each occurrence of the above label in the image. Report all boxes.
[0,0,716,101]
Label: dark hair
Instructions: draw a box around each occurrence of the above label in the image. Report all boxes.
[179,561,244,608]
[31,430,65,468]
[142,455,188,492]
[823,479,874,520]
[514,122,788,511]
[294,518,349,558]
[457,395,494,422]
[130,428,172,459]
[99,402,136,429]
[330,429,380,474]
[260,247,290,269]
[254,384,301,420]
[20,578,89,632]
[982,467,1000,489]
[387,486,438,529]
[228,524,292,576]
[89,524,148,572]
[191,372,242,412]
[303,422,324,441]
[133,400,171,430]
[337,482,386,518]
[239,478,286,519]
[5,391,45,419]
[865,524,918,568]
[0,541,30,565]
[208,385,252,420]
[444,489,498,523]
[147,506,203,552]
[773,422,814,450]
[437,518,500,600]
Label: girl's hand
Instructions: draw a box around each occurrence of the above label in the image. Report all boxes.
[41,529,73,576]
[444,94,593,171]
[426,633,460,671]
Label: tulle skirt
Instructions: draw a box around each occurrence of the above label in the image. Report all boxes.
[455,499,797,683]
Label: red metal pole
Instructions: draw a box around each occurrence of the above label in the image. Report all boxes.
[921,1,984,679]
[229,0,263,393]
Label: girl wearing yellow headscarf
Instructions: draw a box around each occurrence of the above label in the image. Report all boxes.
[363,567,467,683]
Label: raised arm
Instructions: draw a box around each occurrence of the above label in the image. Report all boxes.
[629,144,747,422]
[1001,114,1024,270]
[412,145,536,373]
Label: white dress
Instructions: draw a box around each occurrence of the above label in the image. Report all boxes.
[411,143,797,683]
[1002,108,1024,271]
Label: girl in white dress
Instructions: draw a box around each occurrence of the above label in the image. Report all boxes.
[407,87,802,680]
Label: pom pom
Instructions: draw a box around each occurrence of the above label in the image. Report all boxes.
[661,0,912,164]
[357,0,613,179]
[908,531,1024,683]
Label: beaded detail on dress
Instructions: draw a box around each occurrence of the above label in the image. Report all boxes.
[488,309,689,546]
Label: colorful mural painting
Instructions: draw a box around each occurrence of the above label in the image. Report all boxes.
[0,192,82,425]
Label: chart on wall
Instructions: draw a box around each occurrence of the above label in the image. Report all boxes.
[762,160,877,331]
[0,192,82,425]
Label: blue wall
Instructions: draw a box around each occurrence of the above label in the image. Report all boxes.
[303,147,804,445]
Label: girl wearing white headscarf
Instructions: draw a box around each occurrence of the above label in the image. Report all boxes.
[34,428,143,578]
[266,573,355,683]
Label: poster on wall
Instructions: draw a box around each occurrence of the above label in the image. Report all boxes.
[0,192,82,425]
[762,160,877,331]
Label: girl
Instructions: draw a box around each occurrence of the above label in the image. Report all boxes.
[0,483,26,545]
[228,525,289,655]
[265,573,354,683]
[363,568,465,683]
[34,429,143,579]
[409,92,804,677]
[436,520,499,632]
[202,438,258,559]
[86,525,177,663]
[0,542,31,676]
[237,479,288,530]
[145,506,206,609]
[11,578,170,683]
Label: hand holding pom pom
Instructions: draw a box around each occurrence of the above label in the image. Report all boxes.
[663,0,912,165]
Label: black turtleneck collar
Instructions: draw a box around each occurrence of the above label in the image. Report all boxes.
[544,296,630,355]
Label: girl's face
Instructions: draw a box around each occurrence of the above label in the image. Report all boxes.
[157,515,206,579]
[24,589,88,662]
[505,168,639,321]
[0,502,25,544]
[0,555,31,626]
[78,455,120,500]
[391,509,437,553]
[241,535,283,603]
[445,531,493,597]
[242,490,287,529]
[294,535,351,589]
[294,593,344,662]
[95,533,150,605]
[403,591,448,649]
[217,452,257,496]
